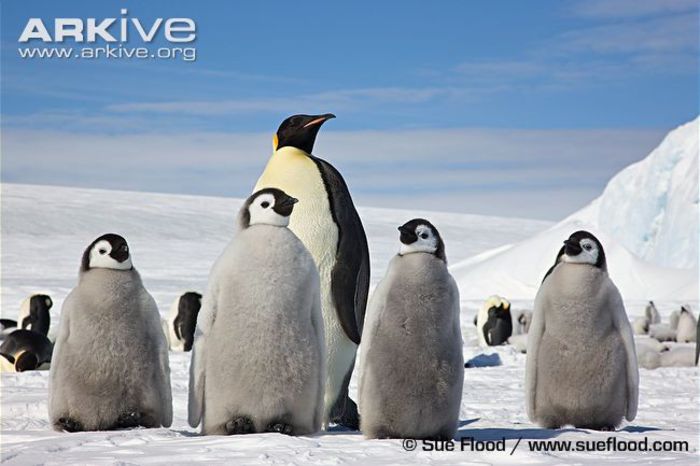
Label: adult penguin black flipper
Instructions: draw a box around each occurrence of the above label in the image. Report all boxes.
[310,155,370,344]
[0,319,18,334]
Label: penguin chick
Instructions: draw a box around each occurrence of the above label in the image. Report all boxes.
[48,234,172,432]
[649,323,676,342]
[676,306,697,343]
[516,310,533,335]
[189,189,325,436]
[645,301,661,325]
[669,310,681,330]
[633,316,650,335]
[508,334,529,354]
[526,230,638,430]
[359,219,463,440]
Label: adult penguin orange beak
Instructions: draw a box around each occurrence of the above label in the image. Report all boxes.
[302,113,336,128]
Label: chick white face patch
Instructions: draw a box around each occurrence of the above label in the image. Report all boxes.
[89,239,132,270]
[400,224,438,256]
[563,238,599,265]
[248,193,289,227]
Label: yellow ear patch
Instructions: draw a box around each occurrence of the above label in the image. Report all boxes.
[272,134,279,151]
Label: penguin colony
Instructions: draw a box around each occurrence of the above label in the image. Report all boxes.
[0,113,691,439]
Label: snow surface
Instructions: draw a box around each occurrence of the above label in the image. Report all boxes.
[1,183,698,465]
[452,119,699,300]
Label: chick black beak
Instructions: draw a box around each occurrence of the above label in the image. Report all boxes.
[110,244,130,263]
[273,195,298,217]
[302,113,336,128]
[563,238,582,256]
[398,225,418,245]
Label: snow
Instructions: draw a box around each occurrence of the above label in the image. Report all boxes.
[566,118,699,269]
[1,183,698,464]
[451,119,699,300]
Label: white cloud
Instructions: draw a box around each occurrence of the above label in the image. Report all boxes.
[104,87,463,116]
[555,13,697,56]
[2,126,668,220]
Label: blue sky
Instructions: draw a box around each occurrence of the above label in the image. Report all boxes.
[1,0,698,219]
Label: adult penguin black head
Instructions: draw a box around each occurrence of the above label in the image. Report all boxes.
[274,113,336,154]
[22,294,52,336]
[397,218,447,263]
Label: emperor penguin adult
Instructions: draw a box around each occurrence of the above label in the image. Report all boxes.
[476,295,513,347]
[254,114,369,429]
[1,294,53,337]
[18,294,53,336]
[359,219,463,440]
[526,231,638,430]
[0,329,53,372]
[164,291,202,351]
[48,234,172,432]
[188,188,325,436]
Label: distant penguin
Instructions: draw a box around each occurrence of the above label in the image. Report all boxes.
[254,114,369,429]
[516,310,533,334]
[189,189,324,436]
[0,329,53,372]
[526,231,638,430]
[18,294,53,336]
[635,337,666,370]
[1,294,53,337]
[632,316,650,335]
[476,296,512,347]
[633,301,661,335]
[49,234,172,432]
[508,334,529,354]
[669,310,681,330]
[676,306,697,343]
[359,219,463,440]
[649,323,676,342]
[645,301,661,325]
[164,292,202,351]
[659,347,697,367]
[636,339,696,369]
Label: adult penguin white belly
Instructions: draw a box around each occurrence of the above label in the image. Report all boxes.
[254,113,369,430]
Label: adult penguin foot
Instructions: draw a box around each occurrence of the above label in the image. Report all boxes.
[225,416,255,435]
[56,417,84,433]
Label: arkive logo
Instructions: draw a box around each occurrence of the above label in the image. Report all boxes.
[18,9,196,43]
[16,9,197,62]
